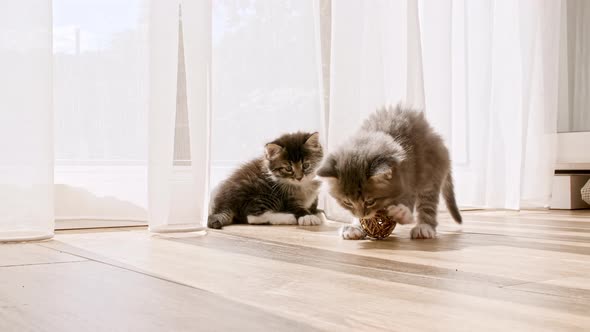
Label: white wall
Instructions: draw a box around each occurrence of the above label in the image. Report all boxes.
[556,132,590,168]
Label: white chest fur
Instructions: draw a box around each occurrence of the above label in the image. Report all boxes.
[290,179,321,209]
[301,180,321,209]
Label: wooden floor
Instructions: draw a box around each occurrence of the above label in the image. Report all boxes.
[1,210,590,331]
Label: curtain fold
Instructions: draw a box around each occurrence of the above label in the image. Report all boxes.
[147,0,178,231]
[325,0,563,220]
[448,0,562,209]
[182,0,212,228]
[148,0,211,232]
[0,1,54,241]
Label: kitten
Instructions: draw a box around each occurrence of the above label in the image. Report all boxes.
[208,132,324,229]
[317,104,462,239]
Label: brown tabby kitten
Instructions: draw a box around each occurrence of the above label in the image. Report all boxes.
[208,132,324,229]
[317,105,462,239]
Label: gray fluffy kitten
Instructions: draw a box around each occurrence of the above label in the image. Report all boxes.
[317,105,462,239]
[208,132,324,229]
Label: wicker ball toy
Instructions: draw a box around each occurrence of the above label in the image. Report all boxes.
[360,212,397,239]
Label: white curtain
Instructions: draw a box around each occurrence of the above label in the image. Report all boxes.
[0,1,54,241]
[0,0,569,240]
[148,0,211,232]
[1,0,212,240]
[326,0,563,220]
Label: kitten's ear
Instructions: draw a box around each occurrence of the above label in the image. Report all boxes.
[265,143,283,159]
[317,156,337,178]
[368,156,398,180]
[304,132,321,150]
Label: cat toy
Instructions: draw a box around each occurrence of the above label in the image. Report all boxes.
[359,212,397,239]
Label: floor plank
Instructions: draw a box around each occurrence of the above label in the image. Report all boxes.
[0,259,315,332]
[0,243,86,267]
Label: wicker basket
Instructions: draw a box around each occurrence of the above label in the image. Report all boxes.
[582,179,590,205]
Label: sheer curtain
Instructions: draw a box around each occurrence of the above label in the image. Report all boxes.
[1,0,211,240]
[0,1,54,241]
[325,0,562,221]
[0,0,568,240]
[148,0,211,232]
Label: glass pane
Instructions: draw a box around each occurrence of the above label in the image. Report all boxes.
[53,0,149,221]
[53,0,148,161]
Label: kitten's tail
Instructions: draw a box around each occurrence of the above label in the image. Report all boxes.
[443,172,462,224]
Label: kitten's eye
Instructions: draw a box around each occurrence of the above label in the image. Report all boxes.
[302,162,310,170]
[285,165,293,172]
[365,199,376,207]
[341,200,353,207]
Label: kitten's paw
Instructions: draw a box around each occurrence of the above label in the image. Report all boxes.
[340,225,367,240]
[298,214,322,226]
[207,215,223,229]
[387,204,414,225]
[410,223,436,239]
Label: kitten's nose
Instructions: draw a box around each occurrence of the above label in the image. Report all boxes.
[294,170,304,181]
